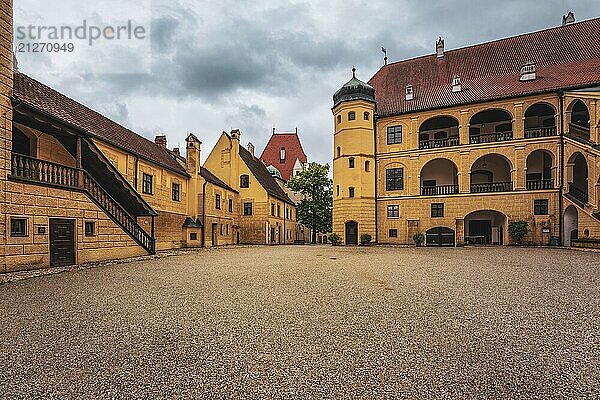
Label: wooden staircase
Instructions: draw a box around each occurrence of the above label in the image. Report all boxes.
[10,153,156,254]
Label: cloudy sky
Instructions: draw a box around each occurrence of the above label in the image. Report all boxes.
[14,0,600,165]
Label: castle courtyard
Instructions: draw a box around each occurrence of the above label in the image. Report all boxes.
[1,245,599,398]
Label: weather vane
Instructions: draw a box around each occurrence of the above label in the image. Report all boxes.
[381,46,388,65]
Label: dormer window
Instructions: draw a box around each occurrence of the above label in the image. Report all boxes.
[405,85,414,101]
[348,111,356,121]
[520,63,536,81]
[280,147,286,164]
[452,75,462,92]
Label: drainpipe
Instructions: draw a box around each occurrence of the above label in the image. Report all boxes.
[201,180,207,247]
[283,202,286,244]
[373,113,378,243]
[134,156,139,190]
[559,91,565,246]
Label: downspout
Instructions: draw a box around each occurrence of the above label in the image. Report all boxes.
[373,113,378,243]
[201,180,207,247]
[134,156,139,190]
[283,202,286,245]
[559,91,565,246]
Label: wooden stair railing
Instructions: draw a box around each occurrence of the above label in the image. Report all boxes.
[10,153,155,255]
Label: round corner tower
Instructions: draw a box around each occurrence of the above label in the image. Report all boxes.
[332,68,376,245]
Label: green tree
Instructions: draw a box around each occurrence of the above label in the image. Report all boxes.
[287,162,333,244]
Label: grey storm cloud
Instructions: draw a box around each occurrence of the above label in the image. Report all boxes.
[14,0,600,165]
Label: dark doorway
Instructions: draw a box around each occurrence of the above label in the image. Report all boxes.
[211,223,217,246]
[50,219,75,267]
[426,227,455,247]
[345,221,358,245]
[468,220,492,244]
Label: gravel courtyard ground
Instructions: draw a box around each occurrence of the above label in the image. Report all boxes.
[1,245,599,399]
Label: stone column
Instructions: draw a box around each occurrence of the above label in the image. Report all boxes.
[514,102,524,139]
[459,110,470,145]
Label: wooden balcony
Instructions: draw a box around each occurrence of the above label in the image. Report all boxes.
[421,184,459,196]
[470,181,513,193]
[524,126,557,139]
[11,153,80,189]
[526,179,554,190]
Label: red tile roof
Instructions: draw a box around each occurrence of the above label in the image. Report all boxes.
[12,72,188,176]
[369,18,600,116]
[259,132,307,181]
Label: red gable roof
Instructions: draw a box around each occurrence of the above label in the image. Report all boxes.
[369,17,600,117]
[12,72,188,176]
[259,132,307,181]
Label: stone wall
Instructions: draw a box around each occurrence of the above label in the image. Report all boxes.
[3,180,146,272]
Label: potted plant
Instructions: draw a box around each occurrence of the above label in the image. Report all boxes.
[329,233,340,246]
[508,220,529,245]
[360,233,372,246]
[413,232,425,247]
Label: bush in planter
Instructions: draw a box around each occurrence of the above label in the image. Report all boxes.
[329,233,340,246]
[360,233,372,245]
[508,220,529,245]
[413,232,425,247]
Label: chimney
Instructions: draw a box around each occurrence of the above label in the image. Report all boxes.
[155,135,167,148]
[562,11,575,26]
[272,127,276,135]
[519,62,536,81]
[185,133,201,174]
[230,129,241,142]
[405,84,414,101]
[452,75,462,92]
[172,147,180,157]
[247,142,255,157]
[436,37,444,58]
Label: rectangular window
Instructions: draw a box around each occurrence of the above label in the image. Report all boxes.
[431,203,444,218]
[271,203,275,216]
[280,148,286,164]
[216,194,221,209]
[172,183,180,201]
[386,168,404,191]
[84,221,96,237]
[226,225,229,235]
[349,187,355,198]
[142,173,153,194]
[349,158,355,168]
[386,125,402,144]
[220,224,223,235]
[228,198,233,213]
[387,205,399,218]
[348,111,356,121]
[240,175,250,188]
[277,204,281,217]
[244,202,253,216]
[534,199,549,215]
[190,233,198,241]
[389,229,398,238]
[10,218,27,237]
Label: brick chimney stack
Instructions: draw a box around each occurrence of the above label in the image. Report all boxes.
[155,135,167,148]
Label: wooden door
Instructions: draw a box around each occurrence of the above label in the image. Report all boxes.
[50,219,75,267]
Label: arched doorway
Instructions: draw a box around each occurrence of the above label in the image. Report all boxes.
[470,154,513,193]
[420,158,459,195]
[418,116,460,149]
[345,221,358,245]
[426,227,455,247]
[524,103,556,138]
[567,152,588,204]
[469,109,513,144]
[569,100,590,141]
[563,205,578,247]
[526,150,555,190]
[464,210,507,245]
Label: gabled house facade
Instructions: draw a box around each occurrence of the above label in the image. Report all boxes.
[204,130,297,244]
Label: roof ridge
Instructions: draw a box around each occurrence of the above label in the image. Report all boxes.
[374,16,600,72]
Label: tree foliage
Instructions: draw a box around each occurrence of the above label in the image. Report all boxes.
[287,162,333,243]
[508,220,529,244]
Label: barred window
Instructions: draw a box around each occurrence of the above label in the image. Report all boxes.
[142,173,153,194]
[348,111,356,121]
[172,183,180,201]
[387,125,402,144]
[387,205,399,218]
[386,168,404,191]
[389,229,398,238]
[240,174,250,188]
[243,202,253,216]
[10,218,27,237]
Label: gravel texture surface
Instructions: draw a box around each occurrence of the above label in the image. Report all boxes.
[1,245,599,399]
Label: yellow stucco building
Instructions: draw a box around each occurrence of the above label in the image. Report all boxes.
[0,0,295,273]
[333,16,600,247]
